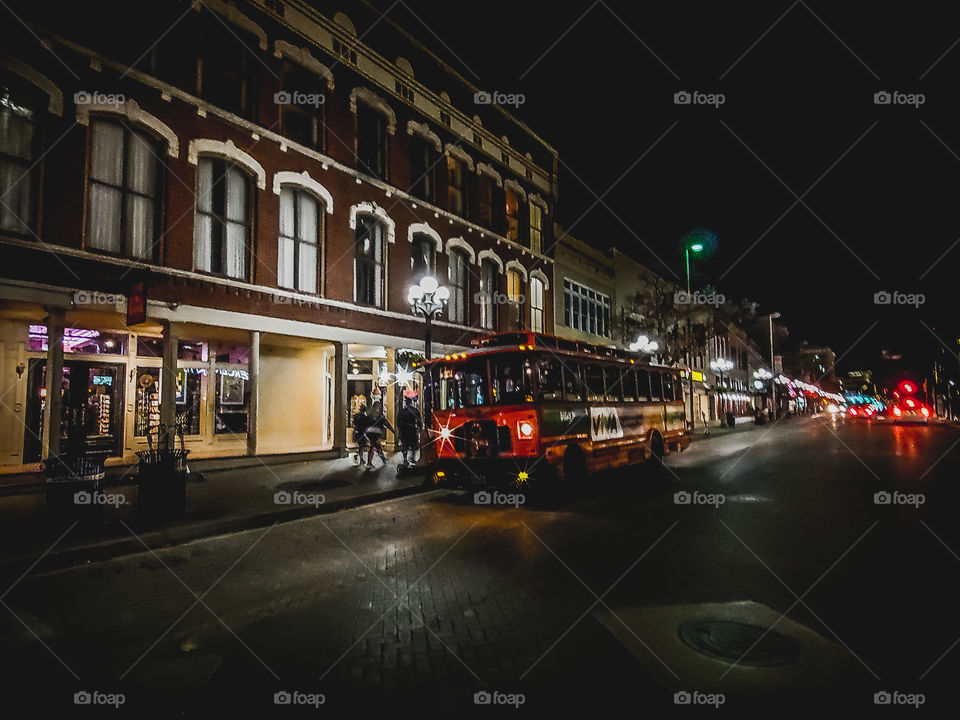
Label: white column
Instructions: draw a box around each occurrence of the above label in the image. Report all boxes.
[247,330,260,456]
[42,309,66,462]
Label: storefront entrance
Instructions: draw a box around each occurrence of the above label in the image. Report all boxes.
[23,359,126,463]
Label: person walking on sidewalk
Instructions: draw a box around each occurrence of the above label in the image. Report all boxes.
[397,398,421,466]
[364,401,395,468]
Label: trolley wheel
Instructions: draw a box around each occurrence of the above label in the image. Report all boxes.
[649,432,665,463]
[561,445,587,484]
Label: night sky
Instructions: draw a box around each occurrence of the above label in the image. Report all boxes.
[381,0,960,377]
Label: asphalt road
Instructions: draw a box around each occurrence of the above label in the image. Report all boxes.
[2,414,959,715]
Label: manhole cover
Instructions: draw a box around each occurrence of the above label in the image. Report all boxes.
[678,620,798,666]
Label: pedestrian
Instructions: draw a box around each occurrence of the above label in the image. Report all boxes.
[352,404,372,463]
[396,397,422,466]
[364,401,395,468]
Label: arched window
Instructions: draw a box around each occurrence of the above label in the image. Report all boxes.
[194,156,252,279]
[279,185,324,293]
[410,232,435,281]
[0,75,44,237]
[447,248,470,324]
[87,118,162,260]
[507,268,524,329]
[530,276,545,333]
[479,258,499,330]
[355,215,385,306]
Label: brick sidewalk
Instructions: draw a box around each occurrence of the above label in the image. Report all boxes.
[0,452,426,578]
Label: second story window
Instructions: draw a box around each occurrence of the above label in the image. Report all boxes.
[87,119,161,261]
[0,80,41,237]
[529,202,543,254]
[447,248,470,324]
[507,268,523,329]
[356,105,387,179]
[479,259,498,331]
[410,137,436,203]
[563,279,610,338]
[355,214,385,306]
[278,186,323,293]
[194,157,251,280]
[410,233,434,281]
[530,276,545,333]
[446,154,467,217]
[505,188,520,242]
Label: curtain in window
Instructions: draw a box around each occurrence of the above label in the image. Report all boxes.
[278,185,295,288]
[88,121,124,252]
[224,165,247,279]
[530,277,544,332]
[125,130,157,259]
[0,90,37,234]
[448,249,468,324]
[298,192,318,293]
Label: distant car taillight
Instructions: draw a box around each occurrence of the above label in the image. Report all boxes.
[893,407,902,417]
[921,407,930,417]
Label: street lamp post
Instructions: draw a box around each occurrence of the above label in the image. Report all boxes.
[768,312,781,418]
[408,276,449,421]
[683,238,704,431]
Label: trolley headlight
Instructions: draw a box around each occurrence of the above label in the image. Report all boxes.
[517,421,535,439]
[440,427,452,440]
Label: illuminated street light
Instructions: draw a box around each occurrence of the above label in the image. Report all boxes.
[629,334,659,354]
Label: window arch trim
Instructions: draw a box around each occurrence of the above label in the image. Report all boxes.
[0,55,63,115]
[77,99,179,157]
[506,259,528,281]
[407,222,442,251]
[477,248,504,274]
[530,267,550,290]
[188,139,265,188]
[349,87,396,135]
[349,201,395,243]
[273,170,333,213]
[273,40,335,91]
[445,236,475,263]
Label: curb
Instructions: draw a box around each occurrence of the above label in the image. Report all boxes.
[0,482,429,579]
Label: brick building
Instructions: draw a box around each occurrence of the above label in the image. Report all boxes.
[0,0,558,472]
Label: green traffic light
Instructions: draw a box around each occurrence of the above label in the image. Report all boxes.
[689,243,704,252]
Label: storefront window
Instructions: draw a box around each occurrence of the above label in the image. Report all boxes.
[28,325,126,354]
[177,368,203,435]
[215,368,248,434]
[179,340,208,361]
[137,335,163,357]
[134,367,161,437]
